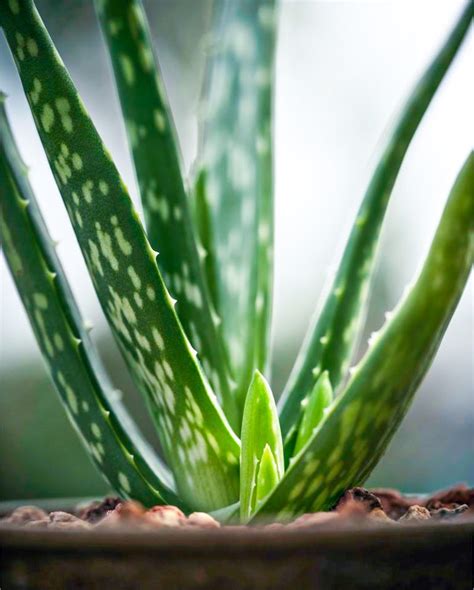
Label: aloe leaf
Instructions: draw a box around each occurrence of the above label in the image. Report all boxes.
[253,154,474,520]
[293,371,333,456]
[195,0,278,415]
[93,0,239,430]
[255,444,280,506]
[0,95,184,508]
[278,1,472,438]
[193,168,220,313]
[240,371,283,520]
[0,0,240,511]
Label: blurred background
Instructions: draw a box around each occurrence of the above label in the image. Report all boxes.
[0,0,472,502]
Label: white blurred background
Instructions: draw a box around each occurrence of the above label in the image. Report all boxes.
[1,0,472,500]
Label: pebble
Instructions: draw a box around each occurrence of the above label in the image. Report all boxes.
[430,504,468,520]
[48,511,90,530]
[336,487,383,513]
[187,512,220,528]
[145,505,187,528]
[5,505,47,524]
[2,486,472,532]
[79,496,122,523]
[399,505,431,522]
[367,508,397,525]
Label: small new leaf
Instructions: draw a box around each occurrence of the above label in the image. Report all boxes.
[256,444,280,506]
[240,371,283,520]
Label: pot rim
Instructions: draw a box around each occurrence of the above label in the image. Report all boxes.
[1,519,473,554]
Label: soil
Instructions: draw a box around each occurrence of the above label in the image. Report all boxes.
[1,484,472,532]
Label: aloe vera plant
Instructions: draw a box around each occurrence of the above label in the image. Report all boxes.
[1,1,472,522]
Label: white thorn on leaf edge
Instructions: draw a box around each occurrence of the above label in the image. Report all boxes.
[84,319,94,332]
[368,331,379,347]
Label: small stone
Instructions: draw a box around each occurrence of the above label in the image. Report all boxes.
[48,511,91,530]
[6,505,47,525]
[79,496,122,523]
[336,487,382,513]
[290,512,339,528]
[49,511,79,523]
[399,505,431,522]
[430,504,469,520]
[115,501,145,518]
[370,488,421,520]
[424,484,474,511]
[367,508,397,524]
[145,505,187,528]
[93,501,145,529]
[187,512,220,528]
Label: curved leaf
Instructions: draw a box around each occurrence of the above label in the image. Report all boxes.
[254,154,473,519]
[94,0,239,429]
[278,1,472,438]
[0,0,239,511]
[0,95,182,508]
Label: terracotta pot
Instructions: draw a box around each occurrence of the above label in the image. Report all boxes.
[1,510,472,590]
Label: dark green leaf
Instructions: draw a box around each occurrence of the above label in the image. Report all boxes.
[0,95,182,508]
[0,0,240,511]
[195,0,278,416]
[94,0,239,429]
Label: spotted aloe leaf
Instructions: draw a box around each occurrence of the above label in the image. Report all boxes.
[195,0,278,416]
[278,2,472,439]
[253,154,474,520]
[240,371,283,520]
[0,95,184,508]
[93,0,239,430]
[0,0,239,511]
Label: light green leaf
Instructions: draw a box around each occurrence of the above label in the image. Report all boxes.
[0,0,239,511]
[195,0,278,416]
[278,2,472,438]
[253,154,474,520]
[293,371,333,456]
[94,0,239,429]
[0,95,183,509]
[256,444,279,506]
[240,370,283,520]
